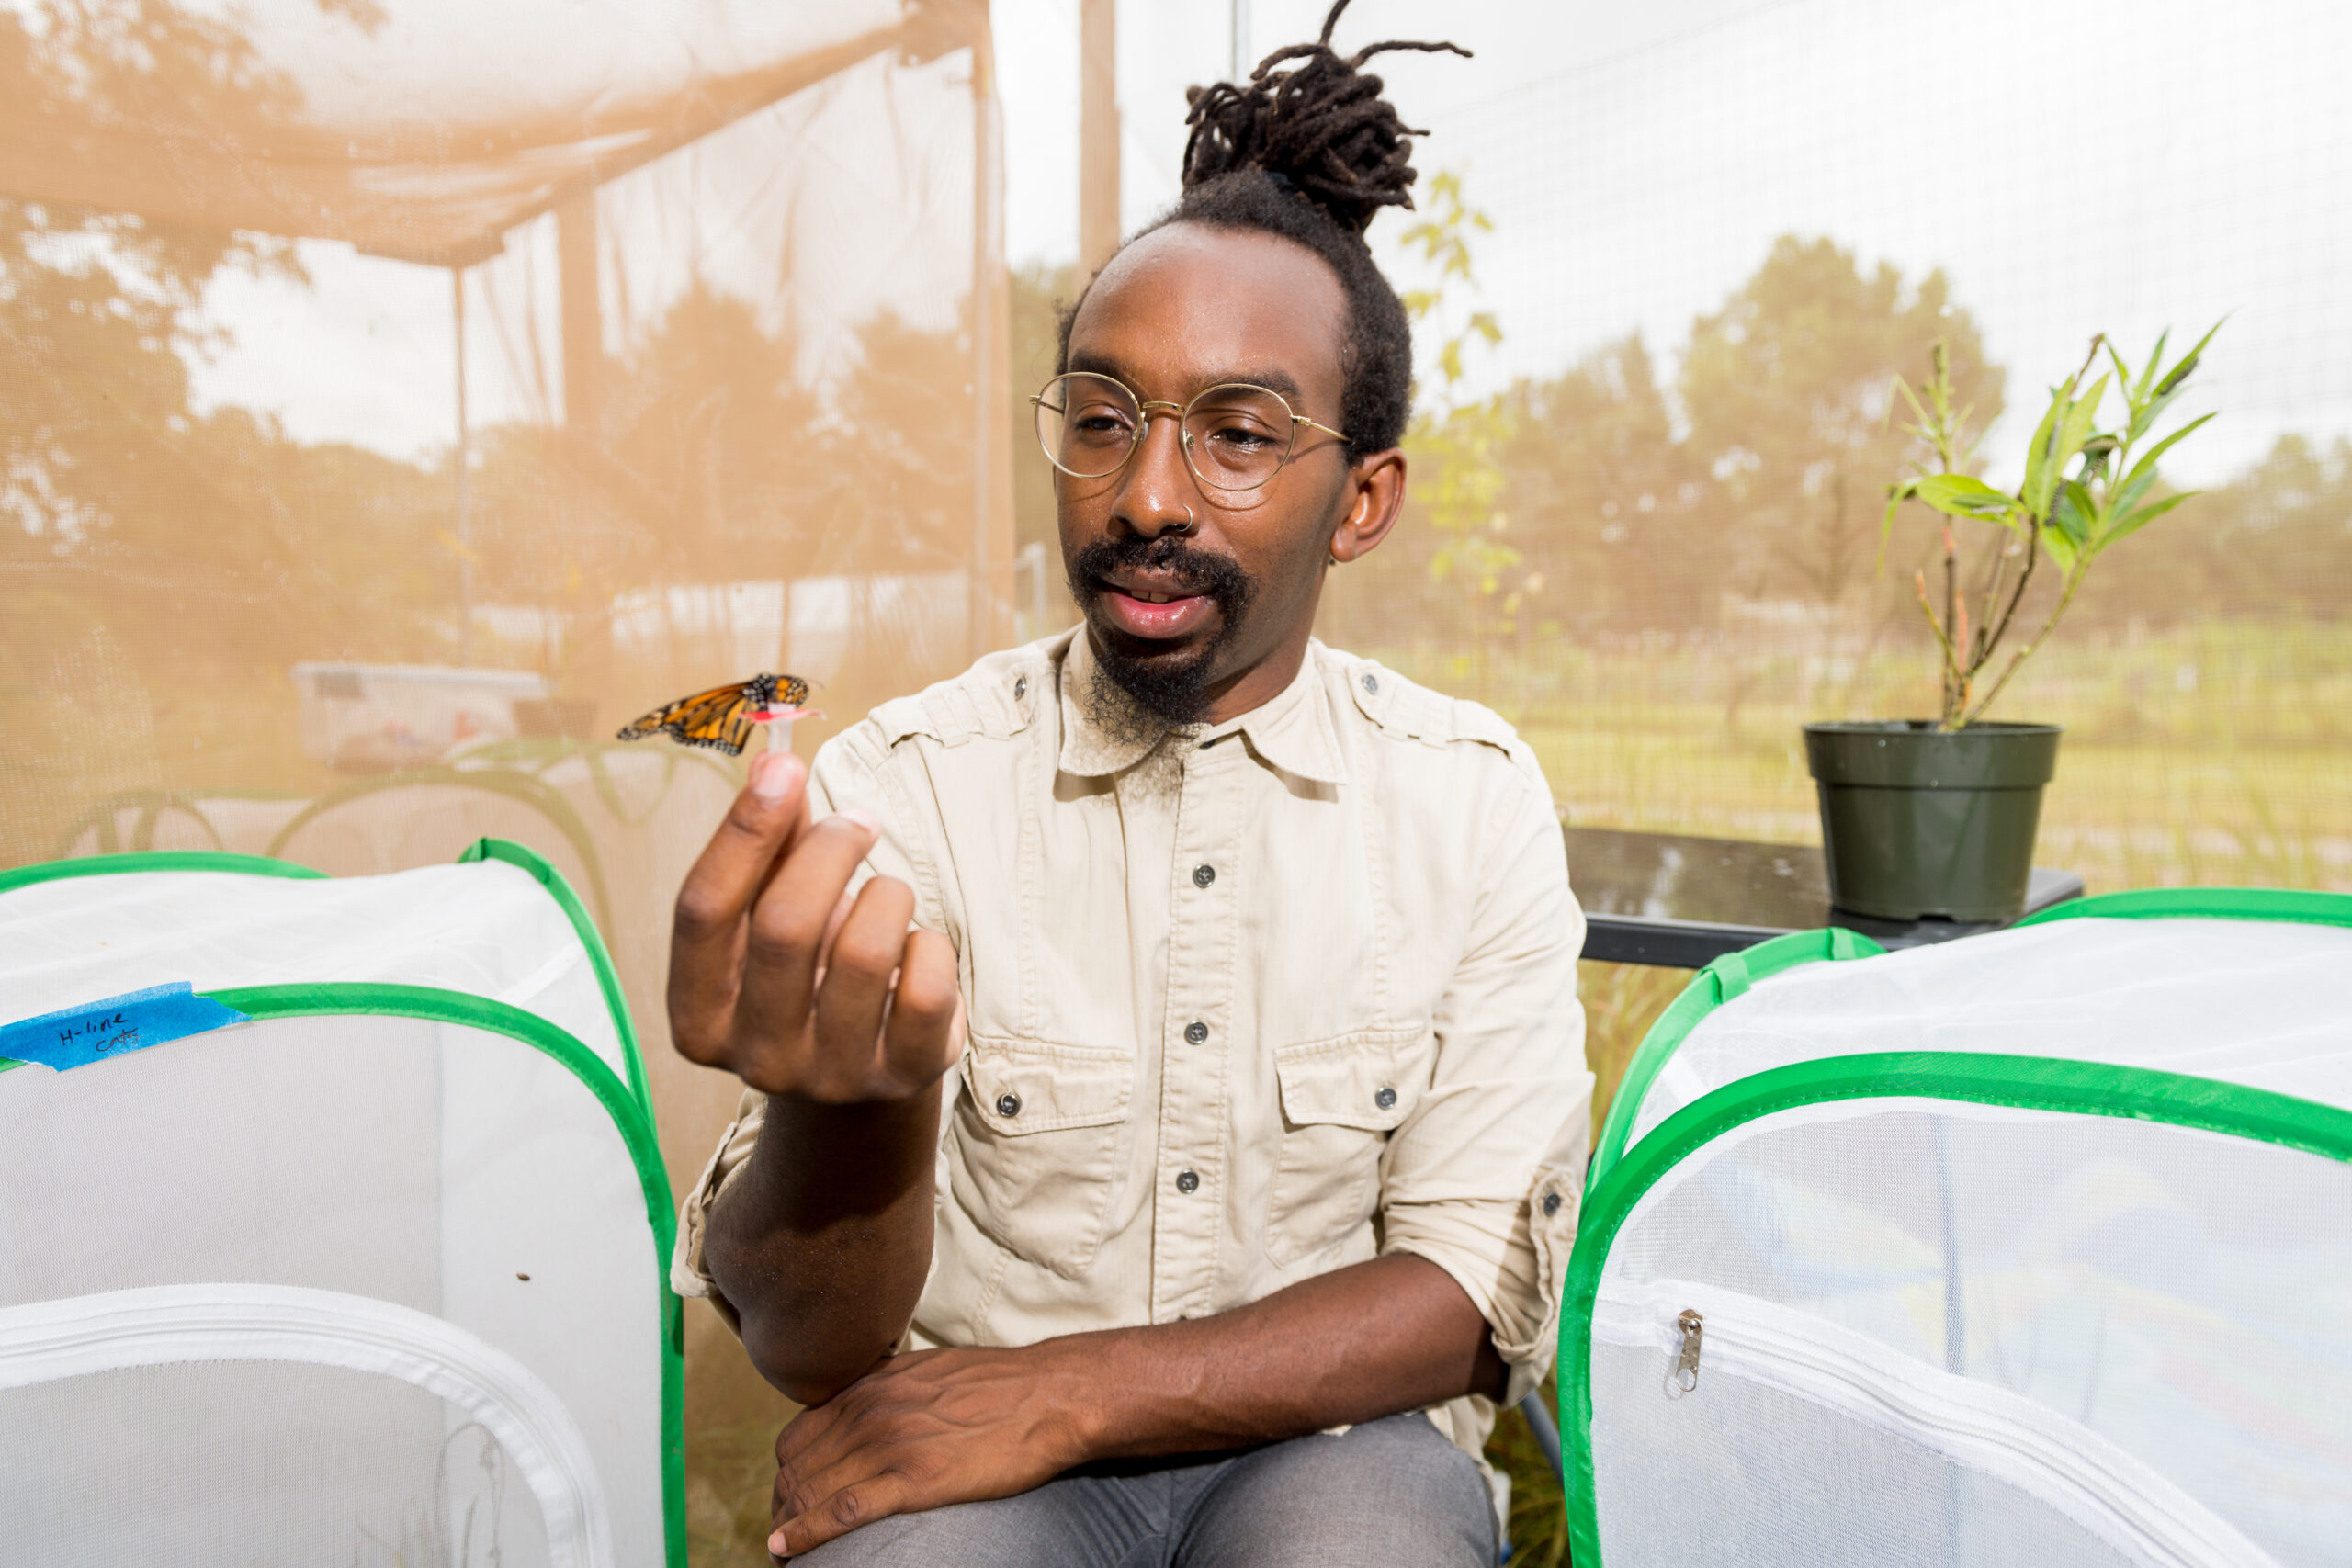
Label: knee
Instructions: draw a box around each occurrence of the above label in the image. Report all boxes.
[1187,1416,1496,1567]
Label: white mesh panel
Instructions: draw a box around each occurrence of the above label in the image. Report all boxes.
[0,1012,665,1567]
[1591,1101,2352,1564]
[1627,918,2352,1154]
[1590,1339,2142,1568]
[2,1360,552,1567]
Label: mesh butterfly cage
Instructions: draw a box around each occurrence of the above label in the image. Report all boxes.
[0,840,681,1567]
[1559,889,2352,1568]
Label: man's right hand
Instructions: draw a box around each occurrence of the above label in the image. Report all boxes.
[669,749,964,1104]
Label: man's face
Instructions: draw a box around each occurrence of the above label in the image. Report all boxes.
[1056,223,1380,724]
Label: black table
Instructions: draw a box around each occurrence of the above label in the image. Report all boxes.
[1566,825,2086,969]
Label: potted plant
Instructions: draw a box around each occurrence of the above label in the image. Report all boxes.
[1805,325,2221,920]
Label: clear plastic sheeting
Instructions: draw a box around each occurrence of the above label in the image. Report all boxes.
[0,0,1012,1472]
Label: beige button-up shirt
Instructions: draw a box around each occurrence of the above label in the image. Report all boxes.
[673,628,1591,1469]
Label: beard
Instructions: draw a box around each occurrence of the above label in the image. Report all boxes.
[1066,531,1259,729]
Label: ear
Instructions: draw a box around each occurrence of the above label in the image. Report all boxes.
[1327,448,1407,564]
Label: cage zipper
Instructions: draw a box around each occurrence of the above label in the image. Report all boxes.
[1673,1307,1703,1391]
[1594,1283,2278,1568]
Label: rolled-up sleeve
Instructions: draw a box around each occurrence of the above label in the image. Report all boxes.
[670,1089,767,1333]
[1376,755,1591,1405]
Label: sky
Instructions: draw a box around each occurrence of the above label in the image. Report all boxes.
[179,0,2352,487]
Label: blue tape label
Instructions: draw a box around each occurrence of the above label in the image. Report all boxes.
[0,983,249,1072]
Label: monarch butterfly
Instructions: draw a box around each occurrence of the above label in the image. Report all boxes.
[615,673,817,757]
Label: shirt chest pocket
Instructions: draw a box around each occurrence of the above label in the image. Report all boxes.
[1264,1024,1430,1269]
[949,1035,1134,1279]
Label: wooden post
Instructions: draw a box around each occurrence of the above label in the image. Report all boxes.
[1079,0,1120,276]
[452,267,473,668]
[557,192,601,437]
[972,7,1016,660]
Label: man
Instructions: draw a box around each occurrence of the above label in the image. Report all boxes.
[667,9,1589,1562]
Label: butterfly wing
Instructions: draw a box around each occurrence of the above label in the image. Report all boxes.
[615,673,809,756]
[616,680,759,755]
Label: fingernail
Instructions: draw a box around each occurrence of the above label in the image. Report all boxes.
[768,1530,789,1557]
[838,807,880,835]
[751,750,801,803]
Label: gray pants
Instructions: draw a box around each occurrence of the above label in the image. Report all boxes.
[791,1410,1497,1567]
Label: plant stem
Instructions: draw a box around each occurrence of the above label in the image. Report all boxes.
[1940,522,1958,723]
[1975,537,2009,671]
[1974,526,2039,684]
[1962,557,2081,727]
[1913,569,1961,727]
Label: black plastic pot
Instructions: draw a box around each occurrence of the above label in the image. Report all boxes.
[1803,720,2062,922]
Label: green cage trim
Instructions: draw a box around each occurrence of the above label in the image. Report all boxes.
[203,981,689,1568]
[1589,925,1883,1190]
[2017,886,2352,929]
[0,853,684,1562]
[460,836,654,1118]
[0,842,645,1115]
[0,849,326,896]
[1558,1050,2352,1568]
[1592,888,2352,1191]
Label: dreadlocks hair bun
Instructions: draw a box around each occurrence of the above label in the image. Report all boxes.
[1059,1,1467,457]
[1180,0,1470,236]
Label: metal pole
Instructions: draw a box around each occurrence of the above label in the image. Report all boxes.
[453,266,473,668]
[1231,0,1250,82]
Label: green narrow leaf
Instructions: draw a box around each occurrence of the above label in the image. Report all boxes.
[2053,372,2109,473]
[2040,526,2080,576]
[2102,489,2197,547]
[1879,484,1912,570]
[2019,388,2070,516]
[2127,381,2189,446]
[2112,411,2216,512]
[2154,319,2225,396]
[2109,466,2158,524]
[2053,478,2096,547]
[1914,472,2016,519]
[2131,327,2169,400]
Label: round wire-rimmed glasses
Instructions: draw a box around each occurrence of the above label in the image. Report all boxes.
[1030,372,1350,494]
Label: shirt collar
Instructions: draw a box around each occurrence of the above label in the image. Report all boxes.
[1057,632,1350,786]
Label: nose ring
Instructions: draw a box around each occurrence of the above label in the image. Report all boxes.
[1173,505,1195,534]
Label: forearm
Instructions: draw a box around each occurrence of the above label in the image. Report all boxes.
[1042,1252,1506,1461]
[704,1090,941,1405]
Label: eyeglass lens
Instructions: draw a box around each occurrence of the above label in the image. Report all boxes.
[1034,374,1301,492]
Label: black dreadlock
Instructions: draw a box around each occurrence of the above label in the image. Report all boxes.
[1058,0,1468,458]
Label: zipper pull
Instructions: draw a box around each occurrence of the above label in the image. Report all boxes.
[1673,1308,1704,1393]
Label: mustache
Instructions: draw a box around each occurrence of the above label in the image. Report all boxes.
[1068,533,1255,611]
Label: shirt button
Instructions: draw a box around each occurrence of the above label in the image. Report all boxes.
[1013,674,1027,701]
[1374,1085,1396,1110]
[1193,863,1216,888]
[1184,1021,1209,1045]
[1174,1169,1200,1194]
[995,1092,1022,1117]
[1363,673,1379,694]
[1542,1191,1563,1216]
